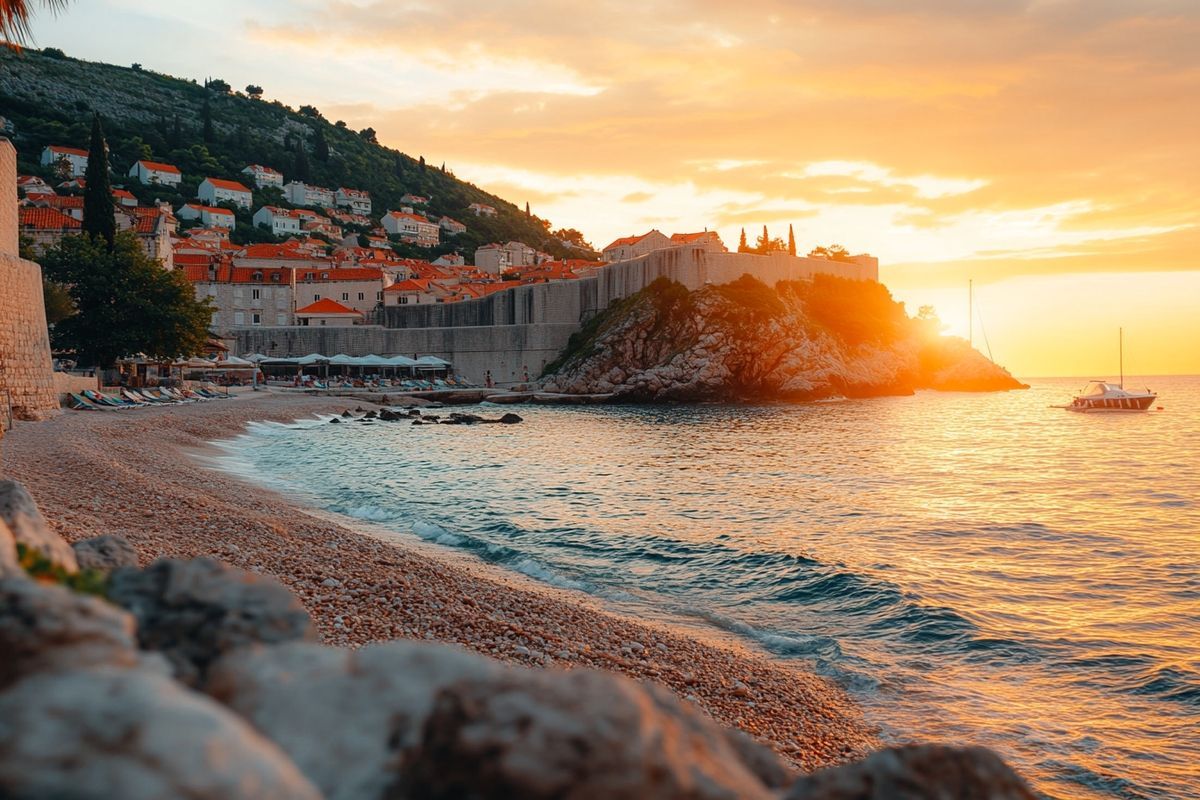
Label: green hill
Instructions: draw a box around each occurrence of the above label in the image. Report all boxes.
[0,47,597,261]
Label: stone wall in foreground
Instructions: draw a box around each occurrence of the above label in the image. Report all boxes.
[0,139,59,429]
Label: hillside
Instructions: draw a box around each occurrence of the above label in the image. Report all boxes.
[542,274,1027,401]
[0,47,596,261]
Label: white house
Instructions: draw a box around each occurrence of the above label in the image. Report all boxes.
[381,210,440,247]
[400,193,428,206]
[128,159,182,187]
[241,164,284,189]
[468,202,497,217]
[294,298,363,327]
[17,175,52,195]
[432,253,465,267]
[40,145,89,178]
[284,181,334,209]
[335,187,372,215]
[438,216,467,235]
[382,278,440,306]
[197,177,253,209]
[473,243,510,274]
[600,229,673,262]
[178,203,236,229]
[253,206,302,237]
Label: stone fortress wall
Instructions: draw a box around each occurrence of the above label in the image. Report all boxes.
[0,138,58,434]
[235,246,878,385]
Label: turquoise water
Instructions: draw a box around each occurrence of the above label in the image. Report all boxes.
[214,376,1200,799]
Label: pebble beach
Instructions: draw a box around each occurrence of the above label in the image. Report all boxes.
[0,391,879,772]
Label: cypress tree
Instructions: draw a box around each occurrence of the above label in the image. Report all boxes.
[293,139,312,184]
[419,155,426,172]
[525,201,530,217]
[761,225,769,254]
[170,115,182,148]
[787,224,796,256]
[201,96,214,143]
[738,228,747,253]
[82,113,116,249]
[313,125,329,162]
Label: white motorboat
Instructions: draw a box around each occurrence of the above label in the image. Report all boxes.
[1058,381,1157,413]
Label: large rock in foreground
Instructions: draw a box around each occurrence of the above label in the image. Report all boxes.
[783,744,1037,799]
[73,533,140,572]
[0,667,321,800]
[107,557,316,686]
[400,666,790,800]
[0,479,78,572]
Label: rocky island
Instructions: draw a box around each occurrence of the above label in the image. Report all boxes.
[542,275,1026,402]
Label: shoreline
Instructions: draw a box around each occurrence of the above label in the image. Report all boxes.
[0,390,879,771]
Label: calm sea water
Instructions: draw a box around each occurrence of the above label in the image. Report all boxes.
[213,376,1199,800]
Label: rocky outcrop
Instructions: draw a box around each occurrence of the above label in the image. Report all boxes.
[0,519,18,579]
[400,666,790,800]
[0,479,77,571]
[73,533,140,572]
[542,275,1026,402]
[0,667,322,800]
[106,557,316,686]
[207,641,502,800]
[782,744,1037,799]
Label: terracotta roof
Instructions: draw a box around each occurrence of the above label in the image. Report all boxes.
[295,298,361,316]
[112,189,136,200]
[603,232,653,251]
[47,145,88,157]
[239,244,325,260]
[384,278,433,293]
[338,187,370,198]
[137,160,181,174]
[203,206,235,216]
[179,264,211,282]
[19,207,81,230]
[203,177,252,193]
[244,164,282,175]
[295,267,383,282]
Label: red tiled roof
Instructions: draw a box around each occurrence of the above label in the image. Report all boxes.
[244,164,282,175]
[203,206,235,216]
[239,244,324,260]
[113,189,136,199]
[296,267,383,282]
[48,145,88,157]
[137,160,181,174]
[603,232,652,251]
[384,278,433,293]
[19,207,81,230]
[295,298,360,315]
[204,177,252,193]
[179,264,211,282]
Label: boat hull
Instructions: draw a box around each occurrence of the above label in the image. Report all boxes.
[1066,395,1156,413]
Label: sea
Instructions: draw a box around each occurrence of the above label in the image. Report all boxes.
[210,375,1200,800]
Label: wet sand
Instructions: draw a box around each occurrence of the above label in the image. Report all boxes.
[0,390,879,771]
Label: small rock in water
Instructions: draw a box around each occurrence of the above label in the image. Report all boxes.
[499,413,523,424]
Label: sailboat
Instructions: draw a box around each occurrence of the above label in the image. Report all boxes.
[1056,328,1158,412]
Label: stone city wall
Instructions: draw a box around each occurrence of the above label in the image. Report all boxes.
[0,139,59,434]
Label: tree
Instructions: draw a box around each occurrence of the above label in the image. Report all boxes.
[245,84,263,99]
[313,125,329,162]
[758,225,769,254]
[2,1,71,48]
[298,104,323,119]
[43,280,75,324]
[737,228,748,253]
[131,62,141,71]
[525,201,530,218]
[205,77,231,93]
[810,244,852,262]
[787,224,796,256]
[359,127,378,144]
[292,138,311,184]
[40,233,212,368]
[201,95,214,142]
[169,114,182,148]
[82,113,115,248]
[418,155,425,171]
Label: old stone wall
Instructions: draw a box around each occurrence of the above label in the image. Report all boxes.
[0,138,59,430]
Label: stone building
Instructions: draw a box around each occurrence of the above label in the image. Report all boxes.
[0,138,59,433]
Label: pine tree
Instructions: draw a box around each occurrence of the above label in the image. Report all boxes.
[787,224,796,256]
[82,113,116,249]
[313,126,329,162]
[738,228,748,253]
[293,139,311,184]
[201,96,214,143]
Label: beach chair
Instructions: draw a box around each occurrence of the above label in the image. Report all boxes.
[136,389,174,404]
[120,389,153,406]
[69,393,114,411]
[82,389,133,409]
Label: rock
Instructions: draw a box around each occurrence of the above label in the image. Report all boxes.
[499,413,523,424]
[321,577,341,588]
[72,534,139,572]
[106,557,316,686]
[399,667,784,800]
[0,480,77,572]
[206,640,500,800]
[364,410,378,419]
[781,745,1037,800]
[0,519,18,579]
[330,417,342,424]
[341,410,353,417]
[0,666,321,800]
[0,578,141,690]
[379,409,402,421]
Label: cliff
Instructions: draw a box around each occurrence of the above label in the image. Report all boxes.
[541,275,1026,401]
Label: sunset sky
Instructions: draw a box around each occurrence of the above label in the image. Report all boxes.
[28,0,1200,376]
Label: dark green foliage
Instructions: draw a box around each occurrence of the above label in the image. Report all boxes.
[40,46,67,59]
[810,244,853,262]
[292,138,311,183]
[201,95,213,142]
[1,47,597,261]
[737,227,748,253]
[298,104,323,120]
[783,273,909,346]
[82,113,115,247]
[42,280,75,324]
[16,544,110,598]
[787,224,796,256]
[313,125,329,162]
[245,84,263,99]
[40,233,213,367]
[205,77,231,93]
[714,274,785,321]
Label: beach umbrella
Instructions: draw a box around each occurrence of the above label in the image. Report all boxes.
[222,356,255,367]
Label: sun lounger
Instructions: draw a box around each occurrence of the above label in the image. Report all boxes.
[69,393,115,411]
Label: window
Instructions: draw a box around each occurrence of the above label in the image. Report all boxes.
[376,292,382,301]
[341,292,349,301]
[358,292,365,301]
[313,293,321,301]
[319,320,327,326]
[252,288,260,300]
[234,312,245,325]
[252,313,261,326]
[399,296,409,305]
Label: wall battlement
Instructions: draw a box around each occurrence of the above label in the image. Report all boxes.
[0,138,59,430]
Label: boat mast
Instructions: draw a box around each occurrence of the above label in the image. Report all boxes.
[1119,327,1124,389]
[968,279,973,349]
